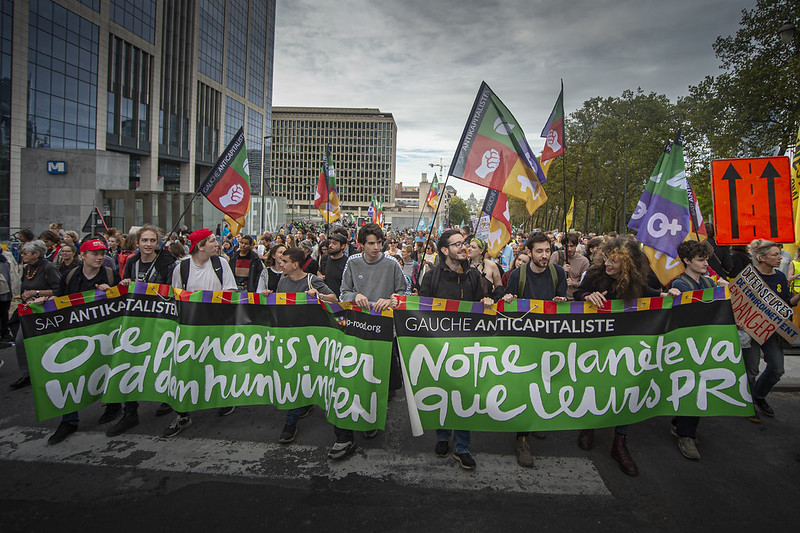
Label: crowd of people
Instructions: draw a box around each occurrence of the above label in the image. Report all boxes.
[0,218,790,476]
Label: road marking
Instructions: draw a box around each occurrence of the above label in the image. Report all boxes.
[0,426,609,495]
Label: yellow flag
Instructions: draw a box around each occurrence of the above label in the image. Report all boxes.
[565,196,574,230]
[224,214,245,237]
[541,157,553,180]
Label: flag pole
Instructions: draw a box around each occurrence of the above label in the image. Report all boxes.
[560,80,568,232]
[414,173,450,284]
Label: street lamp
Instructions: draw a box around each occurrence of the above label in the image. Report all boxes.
[779,21,799,54]
[260,135,272,232]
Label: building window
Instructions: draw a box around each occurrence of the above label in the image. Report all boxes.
[225,0,247,97]
[107,34,152,151]
[110,0,156,44]
[198,0,224,83]
[27,0,99,149]
[160,161,180,192]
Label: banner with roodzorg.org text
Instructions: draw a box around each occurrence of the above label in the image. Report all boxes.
[19,283,393,429]
[395,289,752,435]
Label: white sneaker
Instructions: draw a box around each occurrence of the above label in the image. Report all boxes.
[327,441,356,460]
[678,437,700,460]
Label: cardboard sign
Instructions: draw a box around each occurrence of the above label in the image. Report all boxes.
[729,265,800,344]
[711,157,794,245]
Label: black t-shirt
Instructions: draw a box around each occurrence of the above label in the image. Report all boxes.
[505,264,567,300]
[320,254,347,296]
[134,261,153,282]
[302,256,320,275]
[61,267,121,295]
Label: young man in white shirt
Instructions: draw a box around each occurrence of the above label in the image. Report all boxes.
[163,228,237,438]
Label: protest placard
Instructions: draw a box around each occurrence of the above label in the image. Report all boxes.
[729,264,800,344]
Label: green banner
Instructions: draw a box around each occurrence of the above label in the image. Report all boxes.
[20,284,393,430]
[395,290,752,434]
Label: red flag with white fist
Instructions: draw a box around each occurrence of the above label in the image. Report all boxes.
[200,127,251,221]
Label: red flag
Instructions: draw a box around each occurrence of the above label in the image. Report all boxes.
[540,82,564,163]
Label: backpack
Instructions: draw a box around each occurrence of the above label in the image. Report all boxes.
[180,255,224,289]
[674,272,715,290]
[66,265,115,290]
[518,263,559,298]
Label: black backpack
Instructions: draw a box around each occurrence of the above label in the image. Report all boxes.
[180,255,224,289]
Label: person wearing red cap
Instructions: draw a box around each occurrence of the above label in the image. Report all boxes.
[163,228,237,438]
[47,238,121,445]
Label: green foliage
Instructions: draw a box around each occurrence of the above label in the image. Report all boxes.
[448,195,471,227]
[533,1,800,233]
[544,89,682,234]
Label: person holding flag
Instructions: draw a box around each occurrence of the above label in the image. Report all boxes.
[163,228,237,438]
[501,232,567,467]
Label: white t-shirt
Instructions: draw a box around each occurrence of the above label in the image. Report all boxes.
[172,256,237,291]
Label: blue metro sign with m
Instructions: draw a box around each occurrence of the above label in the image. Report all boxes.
[47,161,66,174]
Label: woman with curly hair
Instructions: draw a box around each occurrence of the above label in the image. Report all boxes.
[571,237,680,476]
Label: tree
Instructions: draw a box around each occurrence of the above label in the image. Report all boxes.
[447,195,470,227]
[538,89,681,234]
[683,0,800,158]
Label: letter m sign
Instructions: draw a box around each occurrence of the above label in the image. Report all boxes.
[47,161,66,174]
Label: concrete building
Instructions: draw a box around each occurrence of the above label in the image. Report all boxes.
[270,107,396,220]
[1,0,276,239]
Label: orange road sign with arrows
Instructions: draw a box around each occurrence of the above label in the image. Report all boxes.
[710,157,794,245]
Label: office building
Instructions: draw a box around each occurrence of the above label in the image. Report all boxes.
[1,0,276,238]
[270,106,396,220]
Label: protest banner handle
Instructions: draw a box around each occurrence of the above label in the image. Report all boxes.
[396,343,425,437]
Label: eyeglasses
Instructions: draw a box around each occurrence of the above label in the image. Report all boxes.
[601,253,617,266]
[448,241,466,248]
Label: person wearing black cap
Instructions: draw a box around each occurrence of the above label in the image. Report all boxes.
[48,238,121,445]
[162,228,237,438]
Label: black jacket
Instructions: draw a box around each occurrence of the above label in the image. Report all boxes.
[419,259,487,302]
[228,250,264,292]
[123,249,177,284]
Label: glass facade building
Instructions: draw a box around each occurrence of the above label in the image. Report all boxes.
[5,0,276,237]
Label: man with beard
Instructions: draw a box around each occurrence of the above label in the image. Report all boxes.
[319,233,347,296]
[419,229,493,470]
[502,232,567,468]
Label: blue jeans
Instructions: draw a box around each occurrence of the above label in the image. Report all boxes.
[436,429,470,454]
[284,406,308,425]
[743,335,785,399]
[15,328,27,378]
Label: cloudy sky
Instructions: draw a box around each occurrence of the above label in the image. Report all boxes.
[272,0,756,200]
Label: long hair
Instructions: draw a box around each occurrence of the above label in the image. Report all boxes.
[586,237,648,300]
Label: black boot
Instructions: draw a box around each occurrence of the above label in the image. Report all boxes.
[611,433,639,476]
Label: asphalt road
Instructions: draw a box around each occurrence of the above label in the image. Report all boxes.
[1,346,799,532]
